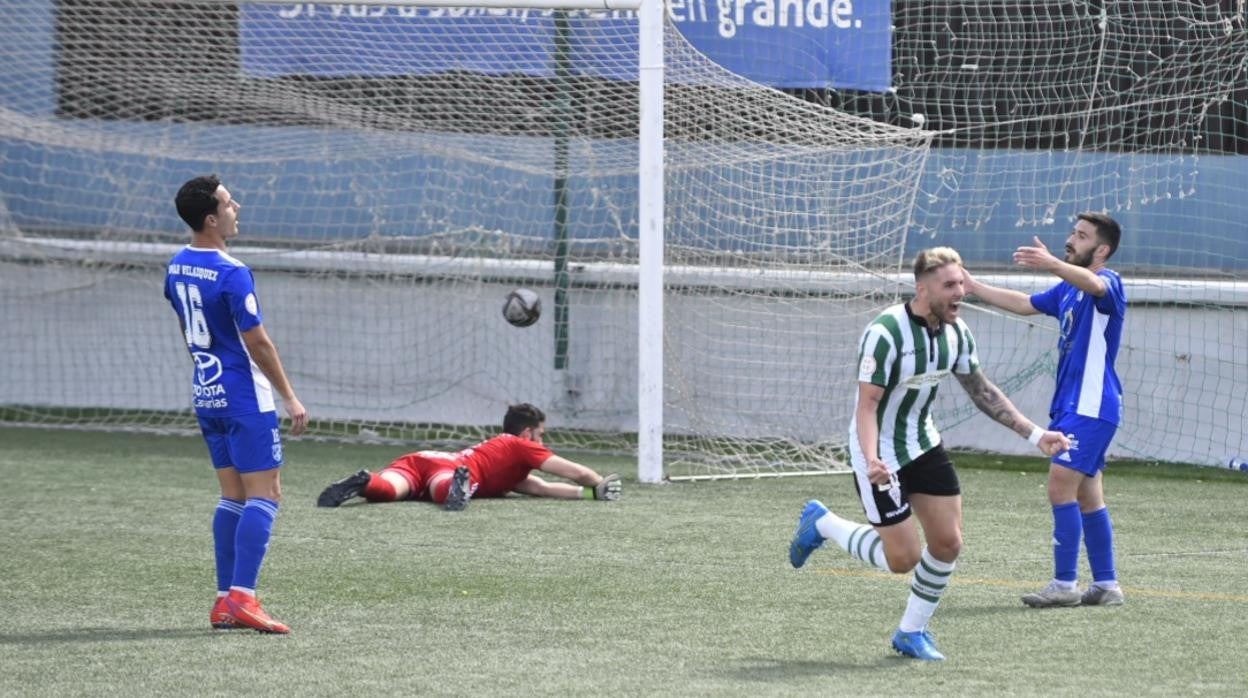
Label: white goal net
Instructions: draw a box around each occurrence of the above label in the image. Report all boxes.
[0,0,1245,475]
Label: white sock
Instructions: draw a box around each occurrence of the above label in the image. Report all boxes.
[814,510,856,548]
[816,511,891,572]
[898,547,956,633]
[1051,578,1077,591]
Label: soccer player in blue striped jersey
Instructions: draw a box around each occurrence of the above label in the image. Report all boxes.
[963,212,1126,608]
[788,247,1070,661]
[166,175,308,633]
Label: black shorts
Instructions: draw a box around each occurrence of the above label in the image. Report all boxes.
[851,444,961,526]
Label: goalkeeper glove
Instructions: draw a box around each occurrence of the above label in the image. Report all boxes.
[584,473,622,501]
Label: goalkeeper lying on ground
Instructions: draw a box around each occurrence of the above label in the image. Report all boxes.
[317,403,621,511]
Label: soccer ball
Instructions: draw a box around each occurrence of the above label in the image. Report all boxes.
[502,288,541,327]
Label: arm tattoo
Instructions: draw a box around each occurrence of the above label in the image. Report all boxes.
[955,370,1030,439]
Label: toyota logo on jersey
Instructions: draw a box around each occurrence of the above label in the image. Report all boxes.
[192,351,224,386]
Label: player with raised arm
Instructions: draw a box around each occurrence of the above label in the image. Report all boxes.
[963,212,1126,608]
[316,403,621,509]
[166,175,308,634]
[787,247,1069,661]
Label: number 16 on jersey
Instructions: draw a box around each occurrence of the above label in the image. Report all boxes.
[173,281,212,349]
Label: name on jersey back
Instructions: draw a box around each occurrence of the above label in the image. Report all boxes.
[168,263,219,281]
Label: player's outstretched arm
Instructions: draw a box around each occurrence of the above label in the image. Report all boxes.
[954,368,1070,456]
[511,472,622,500]
[241,324,308,435]
[536,456,622,501]
[961,266,1039,316]
[512,474,583,499]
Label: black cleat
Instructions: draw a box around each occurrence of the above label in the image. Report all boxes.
[443,466,476,512]
[317,469,371,507]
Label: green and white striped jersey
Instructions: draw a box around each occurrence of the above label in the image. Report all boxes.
[849,302,980,472]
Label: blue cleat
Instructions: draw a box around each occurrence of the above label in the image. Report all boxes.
[788,499,829,568]
[891,629,945,661]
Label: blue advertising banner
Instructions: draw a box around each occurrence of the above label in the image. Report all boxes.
[668,0,891,91]
[240,2,891,91]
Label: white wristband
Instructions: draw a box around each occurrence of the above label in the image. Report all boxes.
[1027,426,1044,446]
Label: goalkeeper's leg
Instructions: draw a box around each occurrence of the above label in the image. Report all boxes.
[442,466,475,511]
[362,457,427,504]
[319,468,416,505]
[428,466,477,511]
[363,469,416,503]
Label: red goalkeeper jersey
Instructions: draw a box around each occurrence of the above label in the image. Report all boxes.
[459,433,553,498]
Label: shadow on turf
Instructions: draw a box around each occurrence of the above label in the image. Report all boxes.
[730,655,900,679]
[0,627,221,645]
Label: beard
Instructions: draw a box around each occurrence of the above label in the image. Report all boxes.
[1065,247,1094,267]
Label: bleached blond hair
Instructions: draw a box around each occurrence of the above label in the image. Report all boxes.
[912,246,963,280]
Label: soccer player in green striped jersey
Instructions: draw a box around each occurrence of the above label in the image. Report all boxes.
[789,247,1070,661]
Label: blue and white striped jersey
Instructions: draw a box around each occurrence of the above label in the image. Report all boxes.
[164,246,275,417]
[1029,269,1125,425]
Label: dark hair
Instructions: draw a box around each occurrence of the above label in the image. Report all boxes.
[1077,211,1122,259]
[503,403,546,435]
[175,175,222,232]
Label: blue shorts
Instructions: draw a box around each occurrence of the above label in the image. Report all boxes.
[197,411,283,473]
[1049,413,1117,477]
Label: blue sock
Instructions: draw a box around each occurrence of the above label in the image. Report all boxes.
[1052,501,1082,583]
[1082,507,1117,584]
[212,498,245,593]
[232,498,279,592]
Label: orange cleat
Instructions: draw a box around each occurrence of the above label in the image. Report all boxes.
[224,590,290,634]
[210,596,239,630]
